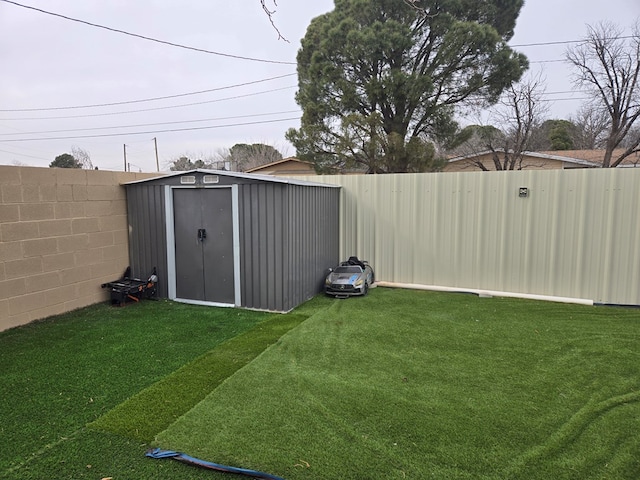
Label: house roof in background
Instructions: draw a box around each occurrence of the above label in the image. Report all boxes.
[538,149,640,166]
[447,150,601,167]
[244,157,314,173]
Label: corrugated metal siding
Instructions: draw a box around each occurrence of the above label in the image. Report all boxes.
[299,169,640,305]
[238,183,340,311]
[239,183,288,311]
[125,184,168,296]
[285,185,340,308]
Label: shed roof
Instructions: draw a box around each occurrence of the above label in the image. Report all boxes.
[123,169,340,188]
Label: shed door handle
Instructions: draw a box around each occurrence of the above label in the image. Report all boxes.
[197,228,207,241]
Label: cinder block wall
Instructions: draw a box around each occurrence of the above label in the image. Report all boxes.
[0,166,160,331]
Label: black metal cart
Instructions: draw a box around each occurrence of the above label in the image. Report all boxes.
[101,267,158,306]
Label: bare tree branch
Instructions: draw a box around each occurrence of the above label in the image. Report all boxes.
[566,21,640,167]
[571,103,610,149]
[489,71,549,169]
[260,0,289,42]
[71,146,93,170]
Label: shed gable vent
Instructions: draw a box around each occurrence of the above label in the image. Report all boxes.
[203,175,219,184]
[180,176,196,184]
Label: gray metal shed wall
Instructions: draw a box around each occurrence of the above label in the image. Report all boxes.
[125,184,169,297]
[285,185,340,307]
[238,183,339,311]
[239,183,287,311]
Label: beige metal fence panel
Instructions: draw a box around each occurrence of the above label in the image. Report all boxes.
[299,168,640,305]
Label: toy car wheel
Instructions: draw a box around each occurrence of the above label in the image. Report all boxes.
[363,282,369,296]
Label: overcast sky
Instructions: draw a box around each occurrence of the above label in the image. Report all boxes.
[1,0,638,171]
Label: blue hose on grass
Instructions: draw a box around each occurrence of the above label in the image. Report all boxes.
[145,448,286,480]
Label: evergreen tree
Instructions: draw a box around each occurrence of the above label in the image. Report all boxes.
[287,0,528,173]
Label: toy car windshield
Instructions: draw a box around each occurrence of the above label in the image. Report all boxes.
[334,266,363,273]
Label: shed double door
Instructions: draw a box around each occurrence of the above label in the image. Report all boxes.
[173,188,235,304]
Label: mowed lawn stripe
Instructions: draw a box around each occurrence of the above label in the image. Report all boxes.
[89,313,310,442]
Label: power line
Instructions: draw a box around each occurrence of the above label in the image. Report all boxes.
[0,86,590,124]
[529,59,566,64]
[0,61,576,114]
[543,90,586,96]
[0,147,49,161]
[509,39,583,48]
[509,35,635,48]
[540,97,590,103]
[0,73,297,112]
[0,0,296,65]
[0,110,301,136]
[0,116,301,142]
[1,86,298,121]
[4,0,636,79]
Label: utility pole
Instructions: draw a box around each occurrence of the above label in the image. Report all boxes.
[123,144,127,171]
[153,137,160,172]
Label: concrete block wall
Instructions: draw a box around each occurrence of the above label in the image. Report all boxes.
[0,166,159,331]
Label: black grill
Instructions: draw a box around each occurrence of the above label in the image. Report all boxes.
[326,284,357,294]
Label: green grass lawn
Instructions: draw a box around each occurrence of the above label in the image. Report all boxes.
[0,300,277,479]
[2,289,639,479]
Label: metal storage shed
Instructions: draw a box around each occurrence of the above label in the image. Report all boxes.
[123,170,340,312]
